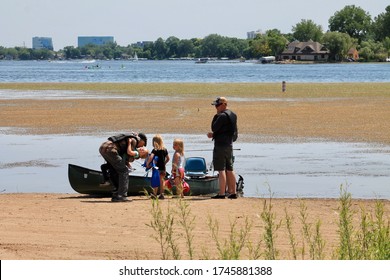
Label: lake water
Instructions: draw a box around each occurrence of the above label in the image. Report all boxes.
[0,60,389,199]
[0,133,389,199]
[0,60,390,83]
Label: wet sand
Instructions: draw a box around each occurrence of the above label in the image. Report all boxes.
[1,82,390,143]
[0,83,389,259]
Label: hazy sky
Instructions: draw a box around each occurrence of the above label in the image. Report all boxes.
[1,0,388,50]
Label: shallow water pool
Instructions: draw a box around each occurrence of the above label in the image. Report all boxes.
[0,133,389,199]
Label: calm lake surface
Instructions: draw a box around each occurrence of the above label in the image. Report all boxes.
[0,60,390,83]
[0,61,389,199]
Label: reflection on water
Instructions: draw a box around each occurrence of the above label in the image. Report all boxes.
[0,133,389,199]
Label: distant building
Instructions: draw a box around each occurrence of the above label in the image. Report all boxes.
[247,30,264,39]
[279,40,329,61]
[32,37,53,50]
[78,36,114,47]
[347,48,359,61]
[133,41,153,48]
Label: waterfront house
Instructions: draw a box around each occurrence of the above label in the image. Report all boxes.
[279,40,329,62]
[347,48,359,61]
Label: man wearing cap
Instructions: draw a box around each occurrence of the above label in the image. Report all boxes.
[99,132,148,202]
[207,97,238,199]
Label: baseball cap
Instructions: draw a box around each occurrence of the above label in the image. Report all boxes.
[211,97,227,106]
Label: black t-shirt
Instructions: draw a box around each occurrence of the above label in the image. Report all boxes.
[152,148,168,171]
[211,109,238,146]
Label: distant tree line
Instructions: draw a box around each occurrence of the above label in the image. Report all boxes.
[1,5,389,62]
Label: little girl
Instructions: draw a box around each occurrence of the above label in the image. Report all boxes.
[171,138,185,198]
[146,135,170,199]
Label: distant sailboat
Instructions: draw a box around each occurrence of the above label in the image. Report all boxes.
[131,52,138,61]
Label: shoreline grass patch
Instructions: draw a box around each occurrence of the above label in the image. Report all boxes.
[147,188,389,260]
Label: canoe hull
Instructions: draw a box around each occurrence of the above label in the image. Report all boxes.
[68,164,219,197]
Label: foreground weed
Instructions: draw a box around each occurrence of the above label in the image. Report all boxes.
[147,199,180,260]
[313,220,325,259]
[336,186,389,260]
[284,208,298,260]
[336,186,355,259]
[355,206,370,259]
[299,201,325,259]
[358,200,390,259]
[177,199,196,259]
[261,193,281,260]
[147,186,388,260]
[208,215,252,259]
[372,200,390,259]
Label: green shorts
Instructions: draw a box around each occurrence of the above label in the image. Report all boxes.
[213,145,234,171]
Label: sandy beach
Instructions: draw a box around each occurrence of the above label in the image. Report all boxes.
[0,83,389,260]
[1,193,388,260]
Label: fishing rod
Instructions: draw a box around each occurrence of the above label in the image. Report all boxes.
[186,148,241,152]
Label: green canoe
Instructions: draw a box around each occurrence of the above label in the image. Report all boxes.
[68,163,220,197]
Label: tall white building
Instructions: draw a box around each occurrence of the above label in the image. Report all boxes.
[247,30,264,39]
[32,37,54,50]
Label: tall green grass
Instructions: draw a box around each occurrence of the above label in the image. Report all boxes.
[147,188,389,260]
[336,186,389,259]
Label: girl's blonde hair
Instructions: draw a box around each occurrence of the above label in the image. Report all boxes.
[152,134,165,150]
[173,138,184,155]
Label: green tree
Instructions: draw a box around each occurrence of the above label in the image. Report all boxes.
[248,30,287,58]
[201,34,224,57]
[63,46,81,59]
[165,36,180,58]
[322,32,355,61]
[329,5,372,42]
[18,48,31,60]
[0,46,5,59]
[31,49,54,60]
[229,37,249,58]
[5,48,18,59]
[177,39,195,58]
[218,41,239,58]
[102,47,113,59]
[372,5,390,41]
[359,40,387,61]
[154,37,167,59]
[102,42,119,59]
[80,44,97,58]
[266,29,289,56]
[292,19,323,42]
[383,37,390,57]
[249,34,272,58]
[142,42,154,59]
[113,46,125,59]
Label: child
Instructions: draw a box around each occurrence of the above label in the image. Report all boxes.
[171,138,185,198]
[146,135,170,199]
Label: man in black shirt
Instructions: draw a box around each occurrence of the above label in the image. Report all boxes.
[207,97,238,199]
[99,132,148,202]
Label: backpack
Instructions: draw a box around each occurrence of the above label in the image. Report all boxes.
[108,132,139,143]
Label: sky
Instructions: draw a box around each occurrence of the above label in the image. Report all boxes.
[1,0,389,50]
